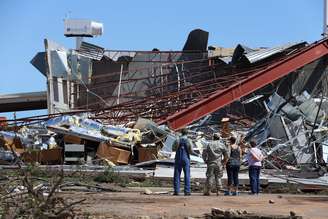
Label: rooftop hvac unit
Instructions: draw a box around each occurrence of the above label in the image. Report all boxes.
[64,19,103,37]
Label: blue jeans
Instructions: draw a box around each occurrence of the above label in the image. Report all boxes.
[226,165,240,187]
[174,147,190,194]
[249,166,261,194]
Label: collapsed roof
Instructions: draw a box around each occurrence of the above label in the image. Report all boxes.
[29,29,328,131]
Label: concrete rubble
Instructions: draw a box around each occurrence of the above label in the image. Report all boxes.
[208,207,302,219]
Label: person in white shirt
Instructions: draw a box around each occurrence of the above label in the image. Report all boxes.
[246,140,264,195]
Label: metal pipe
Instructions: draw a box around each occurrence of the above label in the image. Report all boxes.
[308,92,324,164]
[117,64,124,104]
[324,0,328,37]
[175,64,180,91]
[76,36,83,49]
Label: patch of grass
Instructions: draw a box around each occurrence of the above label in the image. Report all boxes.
[128,178,163,187]
[25,164,50,178]
[263,182,301,194]
[0,169,20,178]
[94,167,129,187]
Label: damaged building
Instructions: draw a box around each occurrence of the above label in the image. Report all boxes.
[0,18,328,188]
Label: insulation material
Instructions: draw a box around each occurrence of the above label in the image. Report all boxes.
[79,118,103,131]
[102,125,130,137]
[46,115,80,127]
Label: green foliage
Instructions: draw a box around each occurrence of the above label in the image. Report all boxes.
[25,163,49,178]
[94,167,129,187]
[128,178,163,187]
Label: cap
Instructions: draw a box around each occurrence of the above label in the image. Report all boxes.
[221,117,230,122]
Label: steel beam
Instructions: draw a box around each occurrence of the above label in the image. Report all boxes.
[161,38,328,130]
[0,91,47,112]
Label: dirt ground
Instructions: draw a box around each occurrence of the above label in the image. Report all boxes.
[64,191,328,219]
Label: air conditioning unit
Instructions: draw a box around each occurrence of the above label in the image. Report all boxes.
[64,19,103,37]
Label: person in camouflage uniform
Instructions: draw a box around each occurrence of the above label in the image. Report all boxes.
[202,133,229,196]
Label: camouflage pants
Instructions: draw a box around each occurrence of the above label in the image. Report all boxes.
[204,164,223,194]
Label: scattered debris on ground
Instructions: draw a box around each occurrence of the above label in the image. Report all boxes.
[207,207,302,219]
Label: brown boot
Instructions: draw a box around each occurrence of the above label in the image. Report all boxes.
[203,192,210,196]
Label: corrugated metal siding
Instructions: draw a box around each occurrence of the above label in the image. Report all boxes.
[244,42,306,63]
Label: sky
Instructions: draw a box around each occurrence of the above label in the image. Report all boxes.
[0,0,323,119]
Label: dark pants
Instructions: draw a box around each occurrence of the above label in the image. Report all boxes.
[249,166,261,194]
[226,165,240,187]
[173,147,190,194]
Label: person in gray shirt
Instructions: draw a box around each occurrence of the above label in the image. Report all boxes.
[202,133,229,196]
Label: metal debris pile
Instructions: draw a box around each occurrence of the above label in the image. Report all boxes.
[245,91,328,169]
[0,115,205,166]
[1,95,328,173]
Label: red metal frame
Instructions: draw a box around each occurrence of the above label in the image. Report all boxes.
[160,38,328,130]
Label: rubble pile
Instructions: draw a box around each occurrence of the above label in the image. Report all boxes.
[1,90,328,174]
[0,115,205,167]
[245,91,328,169]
